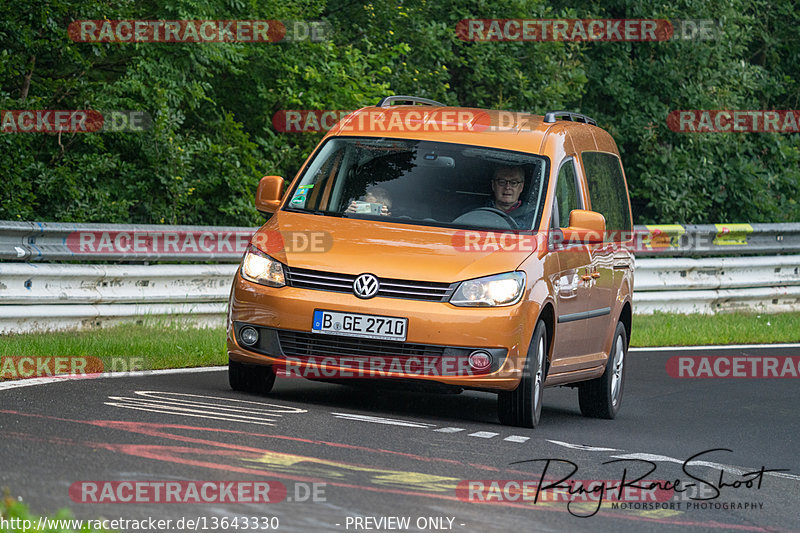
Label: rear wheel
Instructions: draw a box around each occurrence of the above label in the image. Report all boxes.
[498,320,547,428]
[229,359,276,394]
[578,321,627,419]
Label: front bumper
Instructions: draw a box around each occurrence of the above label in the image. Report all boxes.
[227,272,538,391]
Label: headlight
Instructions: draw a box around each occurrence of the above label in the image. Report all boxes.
[241,244,286,287]
[450,272,526,307]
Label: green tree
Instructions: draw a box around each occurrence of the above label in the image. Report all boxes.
[553,0,800,223]
[1,0,797,225]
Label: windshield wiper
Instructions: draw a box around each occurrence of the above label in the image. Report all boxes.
[286,207,343,217]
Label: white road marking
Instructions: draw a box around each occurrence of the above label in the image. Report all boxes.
[126,391,305,415]
[102,402,277,425]
[768,472,800,481]
[545,440,800,482]
[630,343,800,352]
[332,419,526,444]
[610,452,800,481]
[106,390,306,426]
[468,431,499,439]
[610,452,745,475]
[331,412,435,428]
[547,440,620,451]
[0,366,226,391]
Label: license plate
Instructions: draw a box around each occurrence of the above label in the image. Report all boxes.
[312,310,407,341]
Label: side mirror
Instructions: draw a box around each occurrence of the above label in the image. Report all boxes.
[255,175,285,214]
[562,209,606,244]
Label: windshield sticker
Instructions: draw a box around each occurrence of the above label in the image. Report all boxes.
[290,185,313,207]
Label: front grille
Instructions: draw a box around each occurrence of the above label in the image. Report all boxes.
[284,266,455,302]
[278,330,446,359]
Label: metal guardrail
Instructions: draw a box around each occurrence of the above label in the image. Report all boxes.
[635,255,800,291]
[0,221,257,262]
[1,220,799,332]
[2,221,800,262]
[634,255,800,314]
[0,263,236,304]
[0,262,236,333]
[1,257,799,332]
[632,223,800,257]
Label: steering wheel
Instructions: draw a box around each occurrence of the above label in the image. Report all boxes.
[465,207,519,229]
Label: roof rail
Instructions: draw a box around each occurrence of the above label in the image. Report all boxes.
[377,95,445,107]
[543,110,597,126]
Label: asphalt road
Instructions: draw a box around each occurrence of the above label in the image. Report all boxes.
[1,345,798,533]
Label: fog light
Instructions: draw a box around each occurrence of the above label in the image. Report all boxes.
[468,350,492,371]
[239,326,259,346]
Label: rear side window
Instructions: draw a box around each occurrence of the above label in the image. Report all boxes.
[581,152,631,233]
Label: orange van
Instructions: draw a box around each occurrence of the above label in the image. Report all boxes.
[227,96,634,427]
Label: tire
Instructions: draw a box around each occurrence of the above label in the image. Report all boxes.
[498,320,547,428]
[578,321,627,419]
[229,359,276,394]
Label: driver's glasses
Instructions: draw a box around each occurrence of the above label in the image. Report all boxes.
[494,179,523,188]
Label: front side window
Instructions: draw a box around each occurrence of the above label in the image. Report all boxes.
[284,137,549,231]
[581,152,632,234]
[553,158,581,228]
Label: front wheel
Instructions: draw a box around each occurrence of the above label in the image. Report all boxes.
[578,321,627,419]
[498,320,547,428]
[229,359,276,395]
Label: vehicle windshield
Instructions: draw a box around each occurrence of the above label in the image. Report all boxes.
[284,137,549,231]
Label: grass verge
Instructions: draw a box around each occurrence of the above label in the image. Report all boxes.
[1,313,798,380]
[0,321,226,378]
[631,311,800,347]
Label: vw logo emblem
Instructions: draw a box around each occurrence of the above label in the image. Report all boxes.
[353,273,380,299]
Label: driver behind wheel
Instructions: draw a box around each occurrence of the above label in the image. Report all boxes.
[490,166,535,229]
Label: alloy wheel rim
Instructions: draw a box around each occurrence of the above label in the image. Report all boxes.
[534,336,544,408]
[611,335,624,405]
